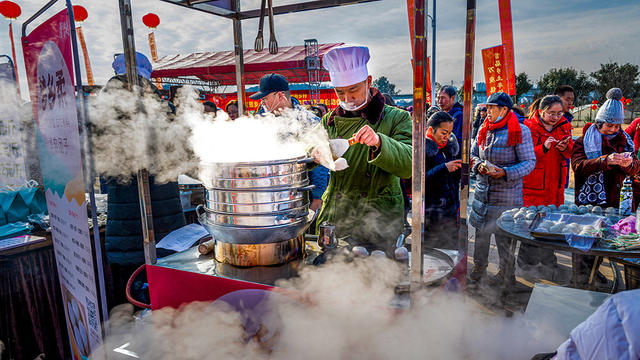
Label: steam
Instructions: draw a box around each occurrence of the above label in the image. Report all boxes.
[97,256,565,360]
[88,85,335,185]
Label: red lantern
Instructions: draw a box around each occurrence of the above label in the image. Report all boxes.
[621,97,626,103]
[520,104,525,109]
[626,99,632,104]
[0,1,21,19]
[592,100,598,105]
[570,105,575,110]
[591,105,597,110]
[142,13,160,29]
[73,5,88,22]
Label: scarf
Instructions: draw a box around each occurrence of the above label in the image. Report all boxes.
[583,123,635,159]
[477,110,522,149]
[426,127,447,149]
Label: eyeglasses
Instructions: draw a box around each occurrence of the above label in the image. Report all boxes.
[545,112,563,118]
[478,108,487,112]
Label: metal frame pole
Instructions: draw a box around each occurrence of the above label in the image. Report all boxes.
[431,0,436,102]
[458,0,476,279]
[232,0,247,114]
[118,0,157,265]
[410,0,427,291]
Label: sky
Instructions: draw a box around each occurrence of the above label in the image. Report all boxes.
[2,0,640,100]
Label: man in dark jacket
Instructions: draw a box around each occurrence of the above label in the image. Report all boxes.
[437,85,464,145]
[101,53,186,309]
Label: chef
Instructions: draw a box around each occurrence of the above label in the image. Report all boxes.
[313,46,412,250]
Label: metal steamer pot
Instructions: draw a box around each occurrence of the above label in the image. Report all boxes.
[198,156,318,263]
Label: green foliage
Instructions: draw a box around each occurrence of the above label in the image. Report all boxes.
[515,72,533,102]
[372,76,400,96]
[538,68,595,105]
[590,62,640,101]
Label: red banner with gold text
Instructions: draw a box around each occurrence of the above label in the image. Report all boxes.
[481,45,509,96]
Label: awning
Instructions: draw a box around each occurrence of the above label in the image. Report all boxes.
[150,43,344,85]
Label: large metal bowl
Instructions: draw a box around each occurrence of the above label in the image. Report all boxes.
[206,185,311,204]
[198,209,318,244]
[206,197,308,214]
[199,205,310,226]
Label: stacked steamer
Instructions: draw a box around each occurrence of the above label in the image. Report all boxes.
[198,155,316,266]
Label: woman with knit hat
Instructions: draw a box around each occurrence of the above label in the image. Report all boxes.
[423,111,461,250]
[571,88,640,285]
[469,92,536,286]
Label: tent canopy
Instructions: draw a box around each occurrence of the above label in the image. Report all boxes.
[150,43,344,86]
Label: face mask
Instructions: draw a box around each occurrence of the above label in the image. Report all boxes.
[339,89,370,112]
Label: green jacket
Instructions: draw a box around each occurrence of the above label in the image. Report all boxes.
[316,104,412,248]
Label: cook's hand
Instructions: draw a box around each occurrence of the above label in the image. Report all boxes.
[353,125,381,148]
[544,136,557,150]
[311,147,322,164]
[310,199,323,211]
[477,163,488,175]
[489,167,506,179]
[445,159,462,172]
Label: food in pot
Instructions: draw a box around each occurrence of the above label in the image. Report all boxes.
[568,204,579,213]
[559,204,570,212]
[591,206,603,214]
[548,204,557,212]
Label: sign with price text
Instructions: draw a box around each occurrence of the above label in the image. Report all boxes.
[22,9,103,358]
[481,45,510,97]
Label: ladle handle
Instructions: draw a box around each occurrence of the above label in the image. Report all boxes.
[195,204,206,221]
[296,156,316,164]
[294,184,315,192]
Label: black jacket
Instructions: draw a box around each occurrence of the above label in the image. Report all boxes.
[424,134,460,222]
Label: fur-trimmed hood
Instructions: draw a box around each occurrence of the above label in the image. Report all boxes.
[425,134,459,158]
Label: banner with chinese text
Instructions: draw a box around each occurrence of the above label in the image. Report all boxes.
[498,0,516,95]
[22,9,103,359]
[481,45,509,97]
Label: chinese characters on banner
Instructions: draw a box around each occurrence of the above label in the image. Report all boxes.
[481,45,509,97]
[498,0,516,96]
[22,9,103,358]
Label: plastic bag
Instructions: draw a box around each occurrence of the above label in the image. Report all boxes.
[0,222,33,240]
[0,189,30,223]
[19,180,48,215]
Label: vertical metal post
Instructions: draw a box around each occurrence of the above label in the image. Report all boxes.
[459,0,476,280]
[410,0,427,291]
[118,0,157,265]
[8,22,21,97]
[431,0,436,102]
[232,0,247,114]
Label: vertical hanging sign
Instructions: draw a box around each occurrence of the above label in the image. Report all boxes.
[481,45,509,96]
[22,9,103,358]
[498,0,515,95]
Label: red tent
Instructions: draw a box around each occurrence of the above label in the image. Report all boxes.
[150,43,344,85]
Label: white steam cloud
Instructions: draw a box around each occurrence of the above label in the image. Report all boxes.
[97,256,565,360]
[87,84,335,185]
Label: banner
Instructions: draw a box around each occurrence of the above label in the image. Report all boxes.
[481,45,509,96]
[22,9,103,359]
[407,1,432,103]
[498,0,515,95]
[206,89,340,112]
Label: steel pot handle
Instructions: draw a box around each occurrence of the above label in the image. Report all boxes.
[293,184,315,192]
[196,204,206,222]
[296,157,316,164]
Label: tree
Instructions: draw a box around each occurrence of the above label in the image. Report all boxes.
[515,72,533,102]
[372,76,400,96]
[537,67,595,105]
[590,62,640,102]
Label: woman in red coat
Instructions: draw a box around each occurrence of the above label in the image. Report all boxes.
[519,95,573,272]
[523,95,574,206]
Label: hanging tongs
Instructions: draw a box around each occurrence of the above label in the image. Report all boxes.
[267,0,278,54]
[254,0,266,52]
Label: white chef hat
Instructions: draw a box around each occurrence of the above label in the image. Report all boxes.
[323,46,370,87]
